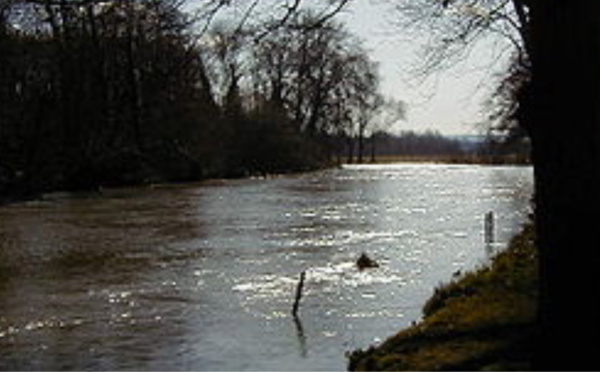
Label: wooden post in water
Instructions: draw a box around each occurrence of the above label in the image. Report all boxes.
[485,211,495,245]
[292,271,306,317]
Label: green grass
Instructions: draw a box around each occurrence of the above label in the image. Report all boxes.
[348,224,538,371]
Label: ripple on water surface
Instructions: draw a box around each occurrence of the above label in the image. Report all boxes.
[0,164,533,370]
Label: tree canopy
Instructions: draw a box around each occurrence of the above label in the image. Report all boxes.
[0,0,378,200]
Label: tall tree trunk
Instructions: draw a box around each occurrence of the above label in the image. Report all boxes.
[346,136,354,164]
[525,1,600,369]
[357,120,366,164]
[370,136,376,163]
[126,0,143,152]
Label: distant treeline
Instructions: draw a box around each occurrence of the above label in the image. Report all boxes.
[0,0,380,200]
[361,130,531,164]
[370,130,464,157]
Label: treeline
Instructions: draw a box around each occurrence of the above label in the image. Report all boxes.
[477,132,531,164]
[369,130,465,158]
[0,0,379,200]
[363,130,531,164]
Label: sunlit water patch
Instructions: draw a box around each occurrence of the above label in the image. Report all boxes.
[0,163,533,370]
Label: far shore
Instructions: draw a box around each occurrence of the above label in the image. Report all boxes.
[351,154,531,165]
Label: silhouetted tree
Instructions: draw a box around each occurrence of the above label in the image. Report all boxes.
[0,0,225,192]
[244,11,382,167]
[392,0,600,368]
[523,2,600,369]
[0,0,375,197]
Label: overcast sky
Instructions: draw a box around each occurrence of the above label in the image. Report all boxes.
[338,0,513,135]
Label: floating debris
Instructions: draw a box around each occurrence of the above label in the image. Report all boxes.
[357,253,379,271]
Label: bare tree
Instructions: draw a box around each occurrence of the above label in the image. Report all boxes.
[189,0,351,40]
[390,0,528,77]
[367,98,407,162]
[386,0,600,369]
[0,0,362,192]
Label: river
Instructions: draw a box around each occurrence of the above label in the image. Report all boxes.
[0,163,533,370]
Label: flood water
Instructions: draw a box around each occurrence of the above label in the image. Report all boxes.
[0,163,533,370]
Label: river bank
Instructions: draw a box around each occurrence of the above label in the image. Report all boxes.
[0,155,529,207]
[348,223,538,371]
[0,160,331,208]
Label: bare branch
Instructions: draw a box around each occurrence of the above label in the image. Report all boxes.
[388,0,528,78]
[188,0,351,43]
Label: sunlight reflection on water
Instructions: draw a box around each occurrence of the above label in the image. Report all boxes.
[0,163,533,370]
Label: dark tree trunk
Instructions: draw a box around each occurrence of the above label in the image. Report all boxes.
[346,136,355,164]
[125,0,143,153]
[370,137,376,163]
[525,1,600,369]
[357,121,366,164]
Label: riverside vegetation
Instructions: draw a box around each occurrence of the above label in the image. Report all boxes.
[0,1,384,203]
[348,224,538,371]
[0,1,530,205]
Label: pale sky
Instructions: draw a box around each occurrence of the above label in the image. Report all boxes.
[339,0,513,135]
[187,0,514,136]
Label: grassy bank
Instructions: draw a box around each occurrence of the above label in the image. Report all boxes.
[348,224,538,371]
